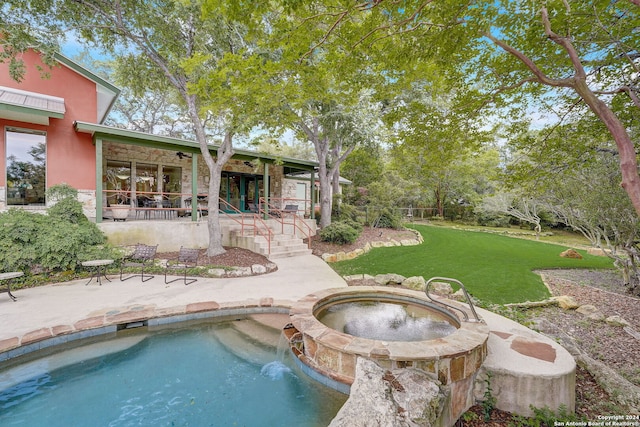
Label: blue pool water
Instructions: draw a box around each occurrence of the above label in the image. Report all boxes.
[0,319,346,426]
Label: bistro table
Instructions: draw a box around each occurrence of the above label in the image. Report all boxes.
[0,271,23,301]
[81,259,114,286]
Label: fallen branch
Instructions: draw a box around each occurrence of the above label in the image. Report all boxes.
[504,298,558,309]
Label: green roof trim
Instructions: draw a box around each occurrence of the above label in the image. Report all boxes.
[54,53,120,95]
[0,103,65,119]
[74,121,318,170]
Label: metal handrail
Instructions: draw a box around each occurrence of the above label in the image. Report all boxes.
[424,277,483,323]
[218,198,273,255]
[258,197,313,249]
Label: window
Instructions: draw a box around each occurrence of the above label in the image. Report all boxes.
[162,166,181,194]
[5,129,46,206]
[136,163,158,196]
[105,160,131,205]
[162,165,181,206]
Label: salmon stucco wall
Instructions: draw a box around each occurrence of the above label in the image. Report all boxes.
[0,50,97,191]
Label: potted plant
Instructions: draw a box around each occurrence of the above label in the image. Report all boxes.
[106,169,131,221]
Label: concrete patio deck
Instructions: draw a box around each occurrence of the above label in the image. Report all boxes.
[0,255,347,349]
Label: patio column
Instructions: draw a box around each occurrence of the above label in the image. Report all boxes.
[95,137,103,223]
[310,169,315,220]
[263,162,269,219]
[191,153,198,220]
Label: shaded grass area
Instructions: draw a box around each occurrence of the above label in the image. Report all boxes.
[331,224,614,304]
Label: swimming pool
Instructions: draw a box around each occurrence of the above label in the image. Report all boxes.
[0,316,347,426]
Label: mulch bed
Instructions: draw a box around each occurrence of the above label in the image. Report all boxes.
[309,227,417,256]
[536,269,640,387]
[156,247,272,268]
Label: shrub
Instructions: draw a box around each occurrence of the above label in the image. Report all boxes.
[373,207,403,229]
[334,203,363,231]
[319,221,361,245]
[475,211,512,228]
[0,190,112,274]
[46,183,88,224]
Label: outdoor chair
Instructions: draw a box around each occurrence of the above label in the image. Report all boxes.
[164,246,199,285]
[283,204,299,215]
[120,244,158,282]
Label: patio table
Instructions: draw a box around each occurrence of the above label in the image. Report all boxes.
[81,259,114,286]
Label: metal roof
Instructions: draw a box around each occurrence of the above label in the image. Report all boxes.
[0,86,65,125]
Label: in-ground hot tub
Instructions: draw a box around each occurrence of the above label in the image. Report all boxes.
[286,286,490,425]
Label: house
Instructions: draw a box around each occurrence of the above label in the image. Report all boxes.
[0,50,319,217]
[0,50,319,254]
[283,171,352,214]
[0,50,119,212]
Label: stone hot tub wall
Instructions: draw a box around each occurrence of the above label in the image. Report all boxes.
[287,286,490,426]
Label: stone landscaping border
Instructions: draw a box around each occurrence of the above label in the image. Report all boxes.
[153,258,278,278]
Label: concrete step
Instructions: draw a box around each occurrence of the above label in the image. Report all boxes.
[247,313,290,331]
[253,244,311,258]
[273,242,310,251]
[211,324,275,366]
[229,224,312,259]
[254,238,308,249]
[212,315,290,365]
[267,248,313,259]
[230,317,284,348]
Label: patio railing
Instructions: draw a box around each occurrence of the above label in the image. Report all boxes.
[104,189,193,219]
[105,190,321,256]
[218,198,273,255]
[259,197,313,249]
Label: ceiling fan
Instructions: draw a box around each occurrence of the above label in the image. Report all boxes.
[176,151,192,159]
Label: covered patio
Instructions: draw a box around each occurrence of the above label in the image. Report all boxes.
[73,121,319,223]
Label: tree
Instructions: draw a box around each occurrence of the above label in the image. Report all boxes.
[543,150,640,295]
[341,144,385,198]
[219,1,402,228]
[249,135,316,162]
[476,192,545,239]
[0,3,60,81]
[503,116,640,294]
[7,0,272,256]
[278,0,640,217]
[478,1,640,216]
[71,51,197,139]
[384,82,491,218]
[106,88,194,139]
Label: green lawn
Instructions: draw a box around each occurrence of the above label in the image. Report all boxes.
[331,224,614,304]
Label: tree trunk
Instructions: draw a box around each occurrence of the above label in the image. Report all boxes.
[298,117,355,228]
[573,81,640,217]
[317,157,333,228]
[207,163,225,256]
[331,165,341,206]
[185,96,233,257]
[434,185,445,218]
[300,118,333,228]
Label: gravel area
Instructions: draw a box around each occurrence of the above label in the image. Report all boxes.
[534,269,640,388]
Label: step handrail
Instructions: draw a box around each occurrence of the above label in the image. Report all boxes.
[218,198,273,255]
[424,277,483,323]
[258,197,313,249]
